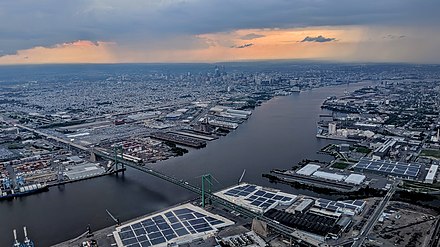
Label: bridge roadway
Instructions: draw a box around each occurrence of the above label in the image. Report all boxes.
[11,122,325,246]
[13,123,89,152]
[95,150,326,247]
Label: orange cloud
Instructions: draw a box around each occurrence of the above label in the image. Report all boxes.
[0,40,117,64]
[1,26,430,64]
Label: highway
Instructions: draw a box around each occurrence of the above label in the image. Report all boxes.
[352,183,397,247]
[12,123,89,152]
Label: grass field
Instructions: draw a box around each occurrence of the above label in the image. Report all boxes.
[331,162,350,169]
[420,149,440,159]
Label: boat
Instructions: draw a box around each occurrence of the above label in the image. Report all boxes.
[1,182,49,200]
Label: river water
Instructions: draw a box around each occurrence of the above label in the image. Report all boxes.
[0,82,371,246]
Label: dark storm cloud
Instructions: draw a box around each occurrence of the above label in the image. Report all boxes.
[232,43,254,49]
[383,34,406,40]
[301,35,336,43]
[240,33,265,40]
[0,0,439,55]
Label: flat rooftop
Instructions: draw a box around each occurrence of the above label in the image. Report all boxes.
[63,163,105,180]
[215,183,297,213]
[353,158,421,178]
[113,203,234,247]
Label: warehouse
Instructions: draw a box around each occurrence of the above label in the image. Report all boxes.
[216,183,297,213]
[352,158,421,180]
[113,203,234,247]
[312,171,345,182]
[296,164,320,176]
[425,164,438,184]
[344,174,366,185]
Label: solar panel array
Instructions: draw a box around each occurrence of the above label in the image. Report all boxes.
[117,207,227,247]
[223,184,295,210]
[315,198,364,214]
[353,158,420,178]
[224,184,258,197]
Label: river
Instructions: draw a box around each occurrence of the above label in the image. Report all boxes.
[0,81,372,246]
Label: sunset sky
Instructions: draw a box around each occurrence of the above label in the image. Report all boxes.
[0,0,439,64]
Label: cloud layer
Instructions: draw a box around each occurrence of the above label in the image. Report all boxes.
[0,0,439,63]
[301,35,336,43]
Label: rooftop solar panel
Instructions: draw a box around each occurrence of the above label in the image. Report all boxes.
[175,228,189,237]
[117,205,230,247]
[254,190,265,196]
[281,196,293,202]
[177,213,195,221]
[352,201,363,206]
[139,241,150,247]
[134,228,146,236]
[122,237,138,245]
[355,158,420,178]
[251,201,261,206]
[145,226,159,234]
[137,235,148,242]
[264,193,275,198]
[150,237,165,245]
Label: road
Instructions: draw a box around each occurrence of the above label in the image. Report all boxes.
[352,183,397,247]
[12,123,89,152]
[427,217,440,247]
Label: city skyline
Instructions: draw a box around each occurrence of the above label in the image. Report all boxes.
[1,0,440,64]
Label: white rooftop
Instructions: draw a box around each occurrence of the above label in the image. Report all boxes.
[344,174,366,185]
[312,171,345,182]
[296,164,321,176]
[425,164,438,182]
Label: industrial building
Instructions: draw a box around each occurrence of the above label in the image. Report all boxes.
[217,184,366,241]
[314,199,365,216]
[312,171,345,182]
[424,164,438,184]
[215,183,297,214]
[344,174,366,185]
[296,164,320,176]
[294,164,366,186]
[352,158,421,180]
[113,203,234,247]
[372,139,397,160]
[328,122,337,135]
[63,163,105,180]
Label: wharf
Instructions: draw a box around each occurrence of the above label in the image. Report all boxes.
[268,169,358,191]
[47,168,126,187]
[150,132,206,148]
[316,134,359,143]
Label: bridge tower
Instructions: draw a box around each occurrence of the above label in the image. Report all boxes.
[113,145,124,172]
[201,174,213,208]
[90,148,97,162]
[57,161,65,182]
